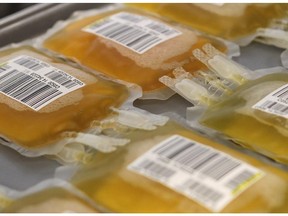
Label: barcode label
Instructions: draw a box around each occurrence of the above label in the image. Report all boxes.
[211,3,225,6]
[128,135,264,212]
[82,12,182,54]
[253,84,288,118]
[0,64,11,73]
[134,159,176,180]
[0,55,85,111]
[181,179,224,204]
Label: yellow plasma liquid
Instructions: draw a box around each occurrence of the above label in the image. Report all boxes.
[42,7,228,94]
[0,46,129,149]
[128,3,288,41]
[72,120,288,213]
[3,187,98,213]
[200,73,288,165]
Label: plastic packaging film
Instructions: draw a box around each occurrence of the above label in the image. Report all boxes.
[0,44,169,164]
[160,43,288,165]
[0,3,288,214]
[192,45,288,165]
[0,179,98,213]
[67,117,288,213]
[127,3,288,49]
[37,4,239,100]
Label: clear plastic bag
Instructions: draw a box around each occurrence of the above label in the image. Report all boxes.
[128,3,288,49]
[0,44,168,164]
[163,43,288,165]
[36,4,239,100]
[66,114,288,213]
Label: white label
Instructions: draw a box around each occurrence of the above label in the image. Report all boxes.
[82,12,182,54]
[210,3,225,6]
[0,55,85,111]
[253,84,288,118]
[128,135,264,212]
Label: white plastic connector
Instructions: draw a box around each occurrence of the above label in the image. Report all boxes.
[192,44,250,85]
[196,70,232,93]
[160,67,226,106]
[256,28,288,50]
[53,143,92,164]
[174,78,213,105]
[207,55,249,85]
[63,132,130,153]
[270,18,288,31]
[111,108,169,130]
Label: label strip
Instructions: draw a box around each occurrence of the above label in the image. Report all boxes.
[128,135,264,212]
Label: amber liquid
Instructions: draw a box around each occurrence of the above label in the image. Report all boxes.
[43,7,227,93]
[0,47,129,148]
[201,73,288,164]
[128,3,288,40]
[72,121,288,213]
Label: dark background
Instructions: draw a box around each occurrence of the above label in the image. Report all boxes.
[0,3,35,18]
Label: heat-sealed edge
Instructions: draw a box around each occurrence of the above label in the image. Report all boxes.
[0,133,70,158]
[235,27,288,49]
[281,49,288,69]
[0,178,98,211]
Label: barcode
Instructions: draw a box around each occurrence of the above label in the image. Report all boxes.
[272,85,288,100]
[225,170,256,190]
[0,64,11,73]
[45,70,78,89]
[145,23,179,36]
[257,100,288,115]
[0,69,61,109]
[89,19,113,31]
[92,20,163,53]
[83,12,181,54]
[128,135,263,212]
[117,13,144,23]
[183,179,224,204]
[118,13,178,35]
[134,159,176,180]
[154,136,241,181]
[0,55,85,111]
[14,56,45,71]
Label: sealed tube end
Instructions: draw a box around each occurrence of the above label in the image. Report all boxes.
[193,43,250,85]
[112,108,169,130]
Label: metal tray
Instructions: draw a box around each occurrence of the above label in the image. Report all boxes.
[0,3,286,192]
